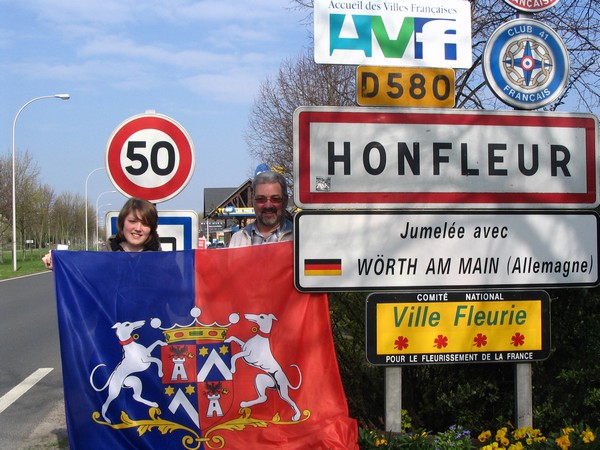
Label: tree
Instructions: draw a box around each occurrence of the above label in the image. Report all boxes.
[9,150,42,259]
[50,192,86,246]
[245,51,355,175]
[30,184,55,248]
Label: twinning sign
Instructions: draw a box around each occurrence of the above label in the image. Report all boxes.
[294,211,599,292]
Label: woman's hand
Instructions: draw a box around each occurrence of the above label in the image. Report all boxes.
[41,251,53,270]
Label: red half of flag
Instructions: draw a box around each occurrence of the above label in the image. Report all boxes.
[304,258,342,276]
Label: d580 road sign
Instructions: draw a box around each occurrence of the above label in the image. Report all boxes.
[106,112,195,203]
[293,107,599,209]
[357,66,455,107]
[294,210,599,292]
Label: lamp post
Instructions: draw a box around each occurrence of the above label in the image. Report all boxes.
[95,191,116,251]
[12,94,70,271]
[96,203,112,251]
[85,167,105,250]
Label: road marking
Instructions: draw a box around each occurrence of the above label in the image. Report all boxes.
[0,368,53,414]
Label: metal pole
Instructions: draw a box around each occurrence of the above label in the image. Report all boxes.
[385,367,402,432]
[85,167,105,250]
[12,94,70,271]
[95,191,116,251]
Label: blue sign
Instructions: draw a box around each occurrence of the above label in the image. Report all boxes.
[482,18,569,110]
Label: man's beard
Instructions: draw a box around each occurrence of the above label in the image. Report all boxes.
[258,209,281,228]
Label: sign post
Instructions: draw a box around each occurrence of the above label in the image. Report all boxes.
[365,291,551,365]
[293,107,599,209]
[356,66,455,107]
[105,112,195,203]
[295,211,600,292]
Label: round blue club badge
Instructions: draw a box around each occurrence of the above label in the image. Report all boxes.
[483,18,569,110]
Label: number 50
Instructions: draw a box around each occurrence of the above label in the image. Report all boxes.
[126,141,176,176]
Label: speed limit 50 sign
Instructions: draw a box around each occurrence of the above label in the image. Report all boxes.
[105,112,195,203]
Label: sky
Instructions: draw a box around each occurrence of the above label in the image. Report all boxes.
[0,0,310,215]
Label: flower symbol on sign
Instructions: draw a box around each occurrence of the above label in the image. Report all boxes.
[394,336,409,351]
[433,334,448,349]
[511,332,525,347]
[473,333,488,348]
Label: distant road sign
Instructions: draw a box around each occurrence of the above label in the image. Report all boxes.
[294,210,600,292]
[107,210,198,250]
[483,19,569,110]
[357,66,455,107]
[365,290,551,366]
[106,112,195,203]
[293,107,599,209]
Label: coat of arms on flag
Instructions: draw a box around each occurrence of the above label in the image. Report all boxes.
[53,242,358,449]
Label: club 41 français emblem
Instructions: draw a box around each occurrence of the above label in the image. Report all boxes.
[482,18,569,110]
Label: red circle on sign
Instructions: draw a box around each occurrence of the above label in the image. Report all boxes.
[502,0,559,12]
[105,113,195,203]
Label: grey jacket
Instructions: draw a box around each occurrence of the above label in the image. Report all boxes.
[228,219,293,247]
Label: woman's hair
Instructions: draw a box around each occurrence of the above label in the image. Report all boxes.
[114,197,161,251]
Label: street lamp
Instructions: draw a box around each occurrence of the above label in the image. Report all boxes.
[96,203,112,251]
[12,94,70,271]
[85,167,105,250]
[95,191,116,251]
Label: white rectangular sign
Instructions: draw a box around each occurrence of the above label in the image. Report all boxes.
[314,0,472,68]
[294,211,599,291]
[293,107,599,209]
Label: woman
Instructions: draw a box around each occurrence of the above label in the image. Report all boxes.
[42,197,160,269]
[104,197,161,252]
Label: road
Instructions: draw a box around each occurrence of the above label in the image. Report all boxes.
[0,272,68,449]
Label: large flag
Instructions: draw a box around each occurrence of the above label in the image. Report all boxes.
[53,242,358,449]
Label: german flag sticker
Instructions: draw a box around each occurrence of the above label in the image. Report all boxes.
[304,258,342,276]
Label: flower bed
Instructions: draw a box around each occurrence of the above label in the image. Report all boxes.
[359,424,599,449]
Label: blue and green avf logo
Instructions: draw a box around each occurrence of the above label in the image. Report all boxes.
[329,14,458,62]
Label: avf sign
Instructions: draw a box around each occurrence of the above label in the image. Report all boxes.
[365,291,551,366]
[314,0,472,68]
[293,107,599,209]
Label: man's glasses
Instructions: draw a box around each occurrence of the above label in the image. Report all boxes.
[254,195,284,205]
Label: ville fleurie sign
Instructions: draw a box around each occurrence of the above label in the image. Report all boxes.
[294,210,599,292]
[293,107,599,209]
[365,291,551,366]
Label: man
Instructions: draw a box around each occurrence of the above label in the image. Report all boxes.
[228,171,293,247]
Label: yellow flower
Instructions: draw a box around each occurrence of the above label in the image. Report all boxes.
[512,427,530,441]
[375,437,388,446]
[496,427,508,441]
[581,429,595,444]
[556,434,571,450]
[501,437,510,447]
[479,430,492,442]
